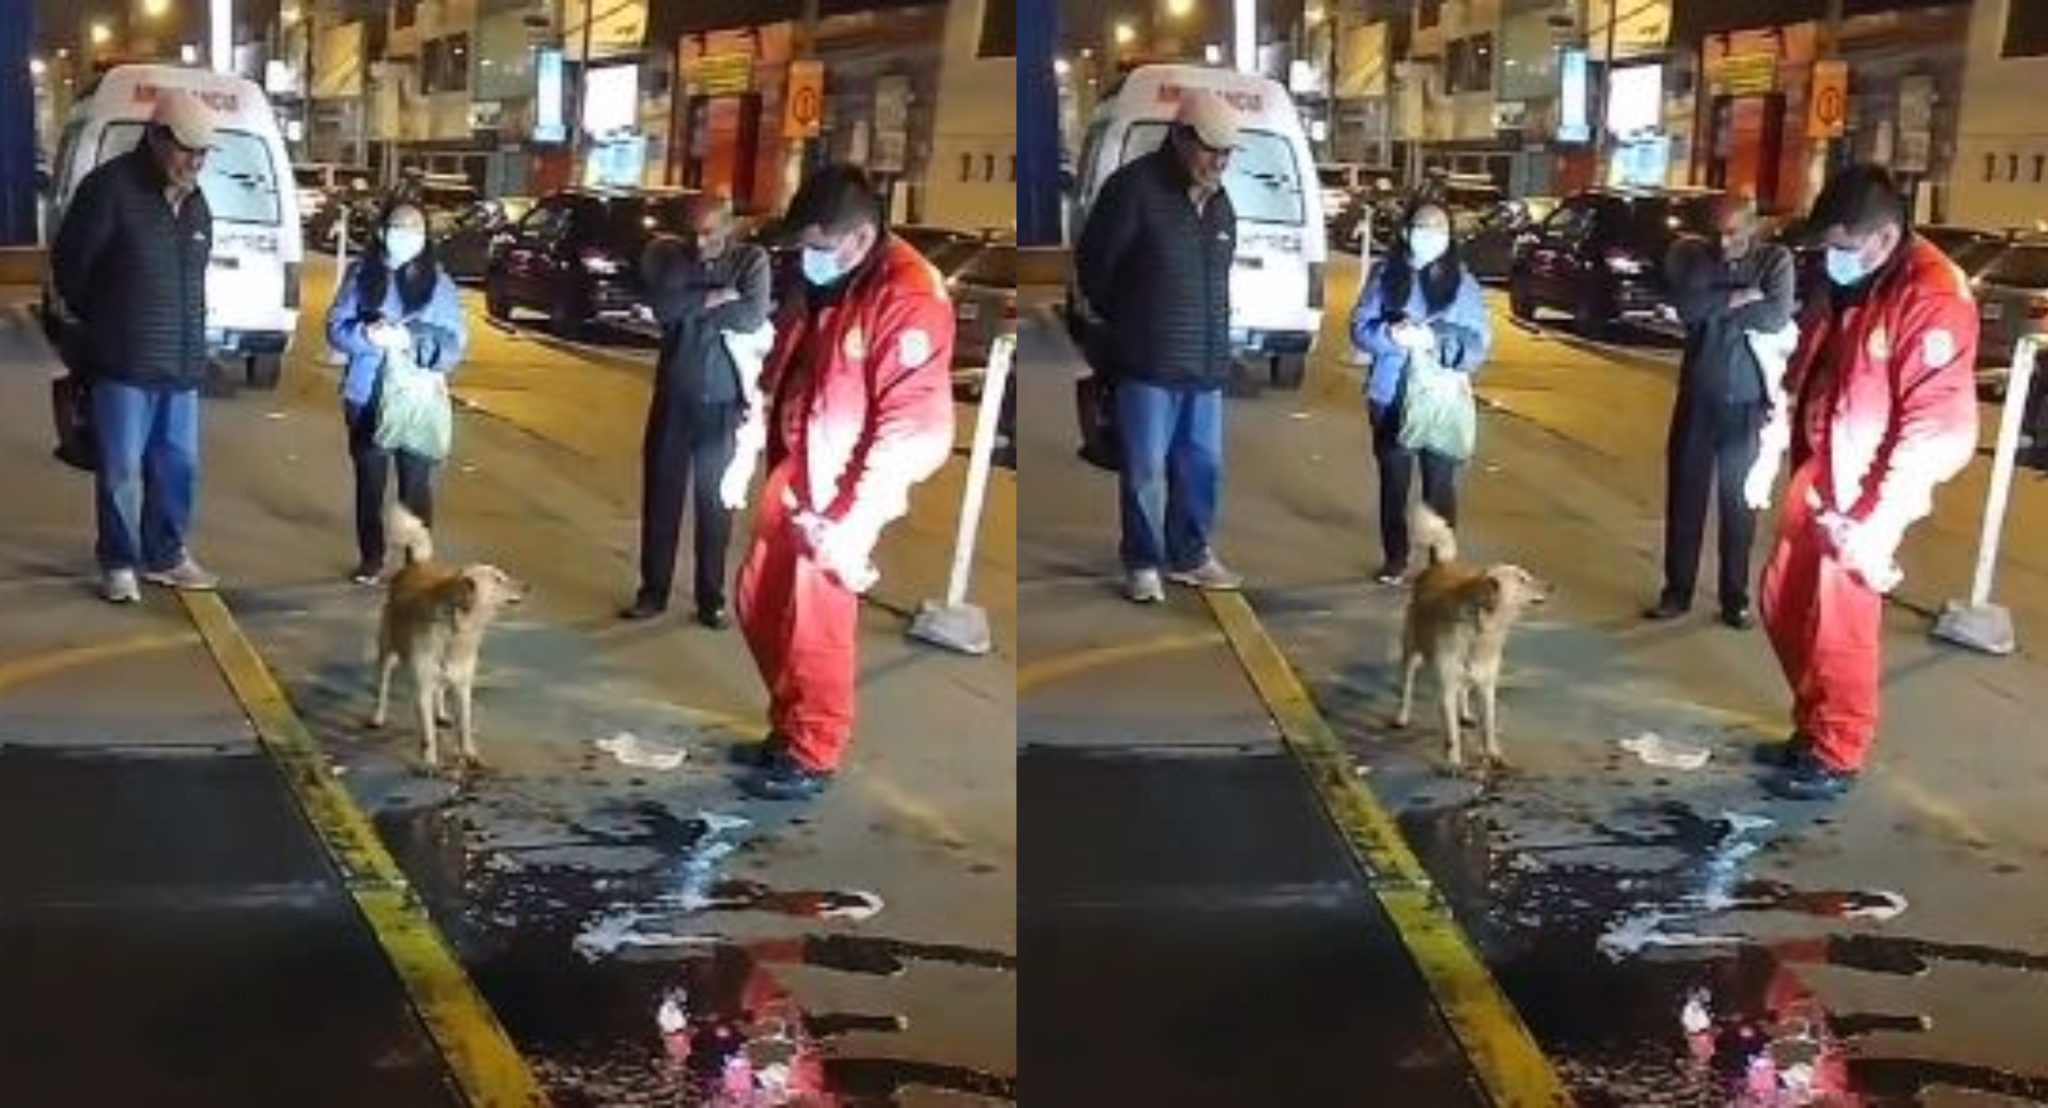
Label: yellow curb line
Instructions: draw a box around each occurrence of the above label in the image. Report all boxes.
[1203,591,1573,1108]
[179,592,548,1108]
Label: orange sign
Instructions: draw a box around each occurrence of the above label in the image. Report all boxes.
[784,60,824,139]
[1808,60,1848,139]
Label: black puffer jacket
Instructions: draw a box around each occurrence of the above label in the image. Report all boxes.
[52,146,213,389]
[1076,146,1236,390]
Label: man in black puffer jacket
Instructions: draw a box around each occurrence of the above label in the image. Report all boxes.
[1076,89,1244,604]
[52,90,221,604]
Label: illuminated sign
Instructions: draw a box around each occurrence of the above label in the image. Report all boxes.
[1558,48,1588,143]
[582,63,640,135]
[1606,64,1663,135]
[534,48,564,142]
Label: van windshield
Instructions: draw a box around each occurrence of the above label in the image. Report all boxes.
[1122,122,1307,226]
[100,123,282,226]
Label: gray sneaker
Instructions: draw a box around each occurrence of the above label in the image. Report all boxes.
[1125,568,1165,604]
[141,557,220,592]
[1167,556,1244,592]
[101,569,141,604]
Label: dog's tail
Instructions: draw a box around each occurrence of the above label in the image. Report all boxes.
[387,504,434,567]
[1412,504,1458,568]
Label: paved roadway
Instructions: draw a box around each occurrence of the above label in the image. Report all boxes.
[0,254,1016,1106]
[1018,255,2048,1105]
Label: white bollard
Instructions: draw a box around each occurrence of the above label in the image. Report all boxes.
[1932,335,2037,656]
[908,333,1014,656]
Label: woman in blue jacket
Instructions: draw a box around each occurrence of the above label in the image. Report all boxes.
[325,202,469,583]
[1350,201,1493,583]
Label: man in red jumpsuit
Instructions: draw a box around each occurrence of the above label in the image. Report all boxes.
[1752,166,1979,800]
[727,166,957,801]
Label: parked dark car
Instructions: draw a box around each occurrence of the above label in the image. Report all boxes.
[484,188,698,337]
[440,197,533,283]
[1508,187,1723,336]
[1465,197,1556,283]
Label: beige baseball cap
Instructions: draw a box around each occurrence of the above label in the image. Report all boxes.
[1175,89,1239,150]
[150,89,216,150]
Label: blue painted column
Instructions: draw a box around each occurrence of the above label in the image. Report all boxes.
[0,0,37,245]
[1016,0,1061,246]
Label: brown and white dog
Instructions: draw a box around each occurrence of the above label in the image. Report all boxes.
[1392,506,1550,771]
[369,506,526,772]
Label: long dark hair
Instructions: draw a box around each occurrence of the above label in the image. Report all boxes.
[1380,201,1463,317]
[355,200,439,316]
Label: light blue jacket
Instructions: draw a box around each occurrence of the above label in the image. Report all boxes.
[325,260,469,408]
[1349,260,1492,408]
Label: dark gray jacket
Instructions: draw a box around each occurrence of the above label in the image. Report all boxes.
[1666,237,1796,408]
[51,146,213,389]
[1076,146,1237,390]
[642,239,772,409]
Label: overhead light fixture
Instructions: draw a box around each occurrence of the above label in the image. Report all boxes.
[1167,0,1194,17]
[1114,22,1136,46]
[90,22,112,46]
[30,57,46,77]
[1054,57,1071,77]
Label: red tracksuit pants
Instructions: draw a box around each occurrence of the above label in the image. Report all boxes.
[735,461,860,773]
[1758,462,1885,772]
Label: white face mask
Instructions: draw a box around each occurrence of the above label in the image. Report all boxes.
[385,228,426,267]
[1408,228,1450,267]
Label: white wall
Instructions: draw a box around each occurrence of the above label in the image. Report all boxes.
[926,0,1015,231]
[1952,0,2048,229]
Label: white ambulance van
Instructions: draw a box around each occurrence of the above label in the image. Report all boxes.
[1068,64,1327,390]
[44,64,303,390]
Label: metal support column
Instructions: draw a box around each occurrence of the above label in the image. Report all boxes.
[0,0,37,246]
[1018,0,1061,246]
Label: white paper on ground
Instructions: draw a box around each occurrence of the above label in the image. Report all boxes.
[594,731,688,771]
[1618,731,1711,771]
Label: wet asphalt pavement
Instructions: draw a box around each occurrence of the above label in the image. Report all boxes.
[1017,263,2048,1106]
[1,266,1015,1107]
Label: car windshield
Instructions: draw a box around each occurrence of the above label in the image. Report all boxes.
[1980,244,2048,290]
[1123,122,1307,226]
[101,122,281,225]
[1624,195,1718,248]
[294,167,323,190]
[601,195,694,247]
[956,245,1015,288]
[1318,167,1350,190]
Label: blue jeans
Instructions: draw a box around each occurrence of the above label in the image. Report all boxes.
[1116,380,1223,572]
[92,381,200,572]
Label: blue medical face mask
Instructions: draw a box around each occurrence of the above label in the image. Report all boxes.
[801,244,849,287]
[1824,244,1872,287]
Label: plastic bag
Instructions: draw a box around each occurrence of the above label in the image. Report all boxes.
[1397,346,1477,461]
[374,346,453,461]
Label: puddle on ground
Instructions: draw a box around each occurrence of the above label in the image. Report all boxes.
[370,797,1015,1105]
[1398,797,2048,1105]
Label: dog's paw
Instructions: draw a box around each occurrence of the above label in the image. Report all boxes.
[1389,715,1410,731]
[365,715,385,731]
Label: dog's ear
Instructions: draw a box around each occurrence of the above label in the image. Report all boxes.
[1479,575,1505,612]
[455,575,481,612]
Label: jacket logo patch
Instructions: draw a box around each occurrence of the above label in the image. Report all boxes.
[1865,325,1891,362]
[842,326,867,362]
[1922,328,1958,369]
[898,329,934,369]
